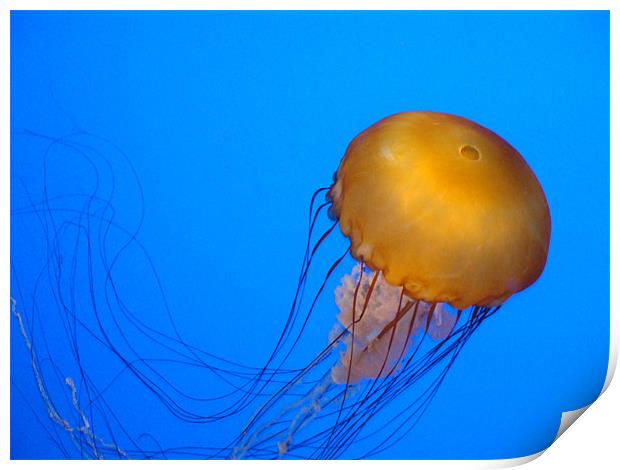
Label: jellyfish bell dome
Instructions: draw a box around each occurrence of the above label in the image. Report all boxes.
[328,112,551,310]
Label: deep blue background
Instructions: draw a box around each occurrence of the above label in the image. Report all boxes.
[11,11,609,459]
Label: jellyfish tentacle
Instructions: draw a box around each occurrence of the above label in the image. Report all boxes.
[233,194,333,411]
[228,247,351,458]
[323,301,466,459]
[359,307,493,458]
[314,295,419,459]
[322,264,375,452]
[211,191,339,436]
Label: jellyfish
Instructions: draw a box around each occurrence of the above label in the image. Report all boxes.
[228,112,551,459]
[11,112,550,459]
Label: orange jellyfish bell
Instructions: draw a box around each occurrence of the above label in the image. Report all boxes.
[329,112,551,309]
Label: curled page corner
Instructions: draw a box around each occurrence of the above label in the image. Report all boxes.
[495,327,617,468]
[487,409,589,470]
[555,405,590,441]
[549,340,617,446]
[546,327,618,452]
[495,450,545,468]
[553,325,618,439]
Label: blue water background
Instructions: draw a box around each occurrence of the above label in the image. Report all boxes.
[11,11,610,459]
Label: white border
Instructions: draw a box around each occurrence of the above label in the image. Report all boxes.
[2,2,616,467]
[0,1,616,10]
